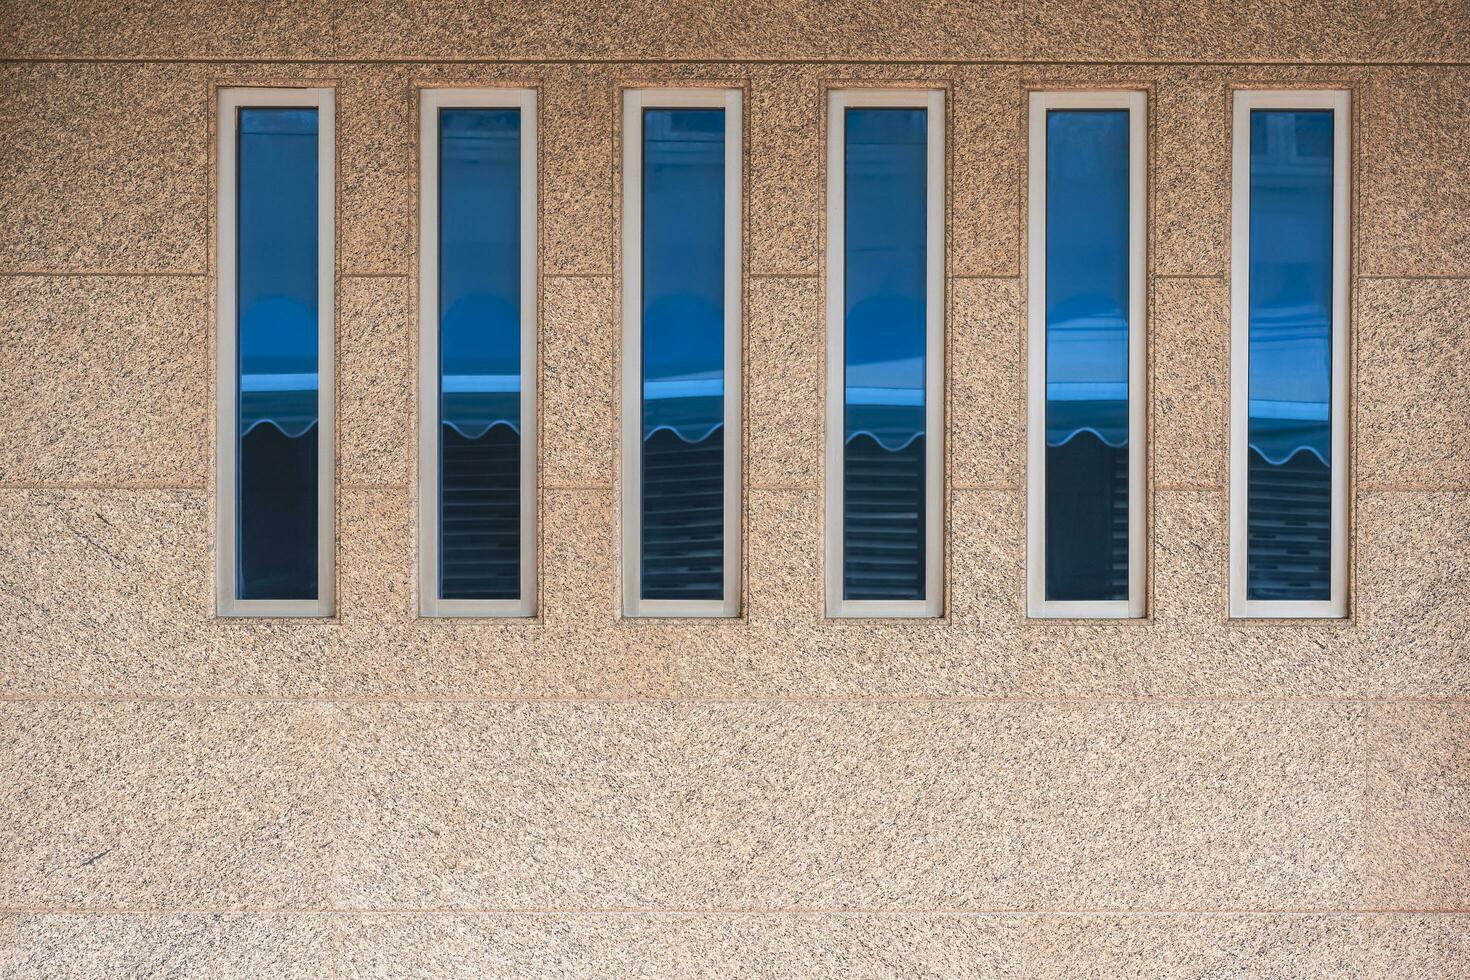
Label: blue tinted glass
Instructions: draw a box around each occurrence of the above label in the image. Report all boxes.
[1043,109,1130,602]
[1247,109,1334,601]
[237,107,318,601]
[439,108,522,601]
[843,107,927,602]
[641,108,725,601]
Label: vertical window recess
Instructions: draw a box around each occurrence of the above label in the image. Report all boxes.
[620,88,742,618]
[418,88,538,617]
[1229,90,1349,619]
[216,87,335,617]
[1026,90,1146,619]
[825,89,945,618]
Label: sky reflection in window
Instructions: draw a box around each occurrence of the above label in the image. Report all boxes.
[843,107,927,602]
[1246,109,1334,601]
[438,107,523,600]
[1043,109,1130,602]
[640,108,726,601]
[237,107,318,601]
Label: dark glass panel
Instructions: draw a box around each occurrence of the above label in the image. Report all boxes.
[1247,109,1333,601]
[1043,109,1131,602]
[237,107,318,601]
[439,108,522,600]
[842,107,928,602]
[640,107,726,601]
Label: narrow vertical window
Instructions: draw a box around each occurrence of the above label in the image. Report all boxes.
[1230,90,1349,618]
[1026,91,1146,619]
[621,89,742,617]
[825,90,944,618]
[216,88,334,617]
[419,89,537,617]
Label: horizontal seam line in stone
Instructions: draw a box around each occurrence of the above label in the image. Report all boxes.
[1357,274,1470,281]
[0,483,209,490]
[4,485,1466,495]
[1356,483,1470,492]
[2,906,1468,916]
[4,56,1470,67]
[1,696,1464,705]
[0,270,207,278]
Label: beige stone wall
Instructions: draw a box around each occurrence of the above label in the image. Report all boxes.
[3,3,1469,976]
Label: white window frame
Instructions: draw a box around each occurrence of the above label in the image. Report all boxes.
[1229,89,1349,620]
[824,88,945,619]
[418,88,538,618]
[1025,90,1147,620]
[620,87,743,618]
[216,86,335,618]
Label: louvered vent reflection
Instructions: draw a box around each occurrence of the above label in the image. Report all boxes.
[1045,432,1128,601]
[440,423,519,600]
[843,433,926,601]
[641,427,724,599]
[239,420,317,599]
[1246,449,1331,601]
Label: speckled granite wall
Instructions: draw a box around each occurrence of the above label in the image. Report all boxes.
[2,3,1469,977]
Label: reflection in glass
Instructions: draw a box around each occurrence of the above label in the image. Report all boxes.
[1247,109,1333,601]
[1043,109,1130,602]
[237,107,318,601]
[843,107,927,601]
[640,108,725,600]
[439,108,522,600]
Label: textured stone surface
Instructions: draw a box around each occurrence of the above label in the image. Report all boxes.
[1363,915,1470,980]
[952,71,1022,278]
[1023,0,1153,64]
[1358,279,1470,489]
[0,701,338,907]
[747,277,823,489]
[1365,703,1470,909]
[542,67,614,276]
[339,69,414,276]
[541,276,615,487]
[334,701,670,908]
[748,69,820,277]
[0,275,209,486]
[1025,914,1360,979]
[0,64,206,273]
[1153,276,1227,488]
[1361,69,1470,277]
[951,278,1023,488]
[336,914,675,978]
[675,914,1022,978]
[332,700,1363,910]
[0,489,348,698]
[1358,492,1470,697]
[0,913,332,979]
[1236,2,1470,68]
[1154,78,1229,277]
[5,1,1466,62]
[339,276,414,487]
[0,2,334,59]
[674,701,1365,910]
